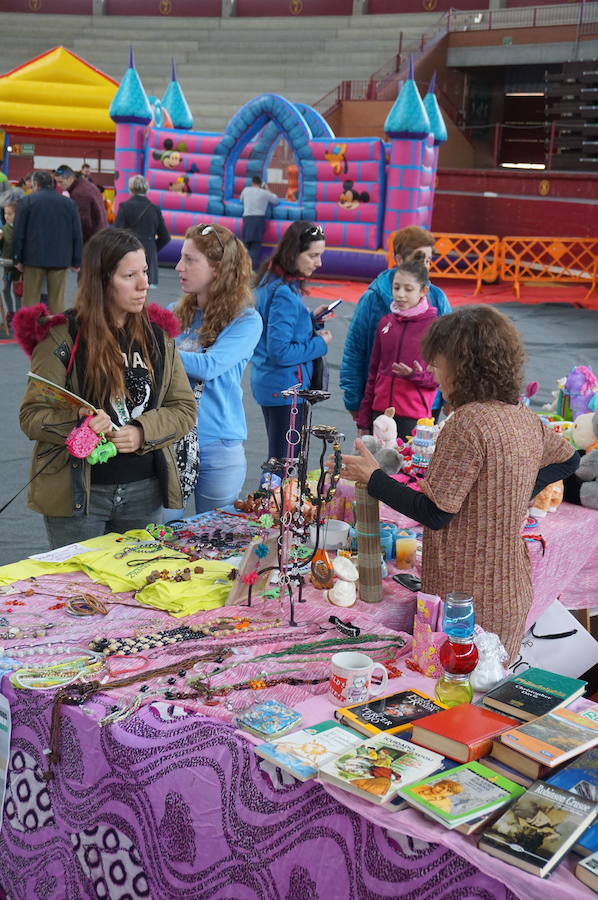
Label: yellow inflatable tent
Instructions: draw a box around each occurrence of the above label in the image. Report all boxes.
[0,46,118,139]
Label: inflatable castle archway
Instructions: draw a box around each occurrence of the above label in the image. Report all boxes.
[110,54,447,279]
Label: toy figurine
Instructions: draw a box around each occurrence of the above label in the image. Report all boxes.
[572,410,598,509]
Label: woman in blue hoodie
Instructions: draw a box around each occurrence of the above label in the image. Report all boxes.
[167,224,262,514]
[251,221,333,461]
[340,226,450,420]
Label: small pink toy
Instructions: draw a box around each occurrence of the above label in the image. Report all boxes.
[65,416,116,465]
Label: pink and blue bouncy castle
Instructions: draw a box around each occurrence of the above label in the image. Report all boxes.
[110,54,447,279]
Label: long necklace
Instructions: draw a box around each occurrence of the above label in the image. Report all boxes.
[198,633,404,681]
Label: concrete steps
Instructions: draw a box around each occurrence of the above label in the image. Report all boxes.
[0,9,445,133]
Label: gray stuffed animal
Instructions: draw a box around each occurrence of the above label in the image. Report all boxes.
[575,410,598,509]
[360,434,403,475]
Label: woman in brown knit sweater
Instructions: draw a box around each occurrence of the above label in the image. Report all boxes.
[339,306,579,662]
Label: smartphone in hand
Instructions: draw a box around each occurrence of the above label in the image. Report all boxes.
[314,298,343,321]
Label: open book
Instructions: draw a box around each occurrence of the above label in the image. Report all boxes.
[27,372,97,413]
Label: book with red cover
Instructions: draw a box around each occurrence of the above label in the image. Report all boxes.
[410,704,522,763]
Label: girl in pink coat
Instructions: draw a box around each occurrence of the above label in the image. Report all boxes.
[357,260,438,440]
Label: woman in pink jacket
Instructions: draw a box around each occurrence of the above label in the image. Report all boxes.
[356,260,438,440]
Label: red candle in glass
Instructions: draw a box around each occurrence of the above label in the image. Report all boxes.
[438,638,479,676]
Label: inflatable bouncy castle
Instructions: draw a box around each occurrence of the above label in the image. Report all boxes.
[110,54,447,280]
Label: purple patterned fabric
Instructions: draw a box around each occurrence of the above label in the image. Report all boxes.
[0,682,519,900]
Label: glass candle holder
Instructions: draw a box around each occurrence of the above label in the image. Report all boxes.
[442,592,475,641]
[438,637,479,676]
[435,673,474,707]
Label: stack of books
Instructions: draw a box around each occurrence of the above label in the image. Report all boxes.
[245,669,598,880]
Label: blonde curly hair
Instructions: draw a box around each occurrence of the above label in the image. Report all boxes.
[174,224,253,347]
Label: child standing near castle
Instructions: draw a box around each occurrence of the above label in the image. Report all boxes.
[356,260,438,441]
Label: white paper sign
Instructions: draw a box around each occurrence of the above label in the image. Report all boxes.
[28,542,94,563]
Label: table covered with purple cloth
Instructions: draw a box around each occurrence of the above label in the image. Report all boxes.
[0,565,592,900]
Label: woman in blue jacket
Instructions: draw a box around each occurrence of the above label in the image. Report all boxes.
[167,224,262,514]
[251,220,333,461]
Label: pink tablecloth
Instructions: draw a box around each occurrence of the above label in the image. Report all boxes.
[326,482,598,629]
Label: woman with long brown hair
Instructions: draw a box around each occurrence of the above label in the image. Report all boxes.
[18,228,196,549]
[337,306,579,662]
[166,223,261,514]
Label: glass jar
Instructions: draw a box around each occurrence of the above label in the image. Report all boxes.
[442,592,475,641]
[435,673,474,707]
[438,637,479,676]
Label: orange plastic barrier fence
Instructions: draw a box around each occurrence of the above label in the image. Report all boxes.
[387,232,500,295]
[500,237,598,300]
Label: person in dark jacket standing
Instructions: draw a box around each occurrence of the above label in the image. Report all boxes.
[115,175,170,287]
[12,170,82,313]
[55,164,107,243]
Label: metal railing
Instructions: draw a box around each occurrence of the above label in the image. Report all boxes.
[313,4,596,120]
[313,12,449,118]
[447,2,595,33]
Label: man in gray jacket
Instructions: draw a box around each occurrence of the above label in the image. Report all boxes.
[240,176,279,270]
[12,171,82,313]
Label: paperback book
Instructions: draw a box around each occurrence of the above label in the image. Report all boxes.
[254,720,362,781]
[482,667,586,721]
[236,699,303,740]
[398,760,525,829]
[410,703,520,762]
[576,851,598,892]
[546,746,598,855]
[333,689,446,737]
[490,740,554,780]
[319,732,445,805]
[26,372,97,413]
[482,756,534,789]
[498,705,598,768]
[479,781,597,877]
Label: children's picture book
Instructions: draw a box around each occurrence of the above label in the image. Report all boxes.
[333,689,446,737]
[576,851,598,892]
[498,705,598,768]
[383,756,460,812]
[254,720,362,781]
[479,780,597,878]
[546,746,598,855]
[319,732,445,806]
[398,760,525,829]
[26,372,96,413]
[236,699,303,740]
[410,703,521,762]
[482,667,586,721]
[490,739,554,780]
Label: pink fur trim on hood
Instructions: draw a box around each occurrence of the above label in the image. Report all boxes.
[146,302,181,338]
[12,304,66,358]
[13,302,181,358]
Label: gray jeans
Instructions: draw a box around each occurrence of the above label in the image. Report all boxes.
[44,477,163,549]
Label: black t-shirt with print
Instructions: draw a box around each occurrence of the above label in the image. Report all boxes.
[91,336,157,485]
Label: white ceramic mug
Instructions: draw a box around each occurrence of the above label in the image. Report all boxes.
[328,651,389,706]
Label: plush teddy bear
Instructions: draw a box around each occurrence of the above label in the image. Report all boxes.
[572,410,598,509]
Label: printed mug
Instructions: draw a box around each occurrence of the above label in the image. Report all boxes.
[328,651,389,706]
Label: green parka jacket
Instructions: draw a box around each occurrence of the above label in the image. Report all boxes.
[19,307,197,517]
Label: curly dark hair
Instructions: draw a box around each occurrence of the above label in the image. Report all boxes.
[421,305,525,408]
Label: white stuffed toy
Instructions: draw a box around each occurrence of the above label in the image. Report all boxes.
[360,408,403,475]
[573,410,598,509]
